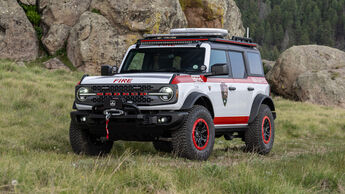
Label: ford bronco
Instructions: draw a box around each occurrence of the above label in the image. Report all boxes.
[70,28,276,161]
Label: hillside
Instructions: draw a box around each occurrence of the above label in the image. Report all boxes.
[0,61,345,193]
[235,0,345,60]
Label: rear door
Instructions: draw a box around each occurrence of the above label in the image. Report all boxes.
[226,50,252,120]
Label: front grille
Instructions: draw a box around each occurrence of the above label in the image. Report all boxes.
[89,84,153,105]
[76,84,178,107]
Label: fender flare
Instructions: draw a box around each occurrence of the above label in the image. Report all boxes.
[181,92,214,117]
[248,94,276,123]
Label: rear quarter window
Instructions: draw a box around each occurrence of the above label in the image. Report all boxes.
[247,52,264,76]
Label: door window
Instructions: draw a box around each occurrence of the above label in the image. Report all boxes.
[229,51,246,79]
[209,50,227,67]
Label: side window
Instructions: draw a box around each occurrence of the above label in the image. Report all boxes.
[247,52,264,75]
[127,52,145,70]
[229,51,246,79]
[209,50,227,67]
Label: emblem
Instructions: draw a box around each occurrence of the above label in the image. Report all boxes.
[110,100,116,107]
[220,82,228,106]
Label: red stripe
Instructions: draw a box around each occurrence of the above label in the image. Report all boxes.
[141,38,209,42]
[215,39,257,47]
[214,116,249,125]
[171,75,267,84]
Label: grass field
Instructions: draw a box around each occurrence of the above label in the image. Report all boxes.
[0,60,345,193]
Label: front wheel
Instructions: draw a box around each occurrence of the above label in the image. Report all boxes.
[69,120,113,156]
[172,105,215,161]
[245,104,275,154]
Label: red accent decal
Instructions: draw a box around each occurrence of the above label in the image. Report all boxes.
[131,92,138,96]
[113,78,133,83]
[171,75,267,84]
[215,39,257,47]
[105,119,110,140]
[192,118,210,151]
[123,93,129,96]
[171,75,196,84]
[262,116,271,144]
[105,93,112,96]
[76,81,81,86]
[114,93,121,96]
[141,38,209,42]
[213,116,249,125]
[97,93,103,96]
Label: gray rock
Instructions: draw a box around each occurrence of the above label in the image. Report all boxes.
[19,0,36,5]
[180,0,245,37]
[39,0,91,54]
[0,0,39,61]
[44,57,70,71]
[67,12,125,74]
[90,0,187,35]
[42,24,70,55]
[262,59,275,74]
[267,45,345,108]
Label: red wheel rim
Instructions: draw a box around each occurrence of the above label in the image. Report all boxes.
[261,116,271,144]
[192,118,209,150]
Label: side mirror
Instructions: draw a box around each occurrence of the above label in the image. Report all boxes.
[211,63,229,76]
[101,65,117,76]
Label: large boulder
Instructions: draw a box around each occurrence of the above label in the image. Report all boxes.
[39,0,91,54]
[90,0,187,35]
[179,0,245,37]
[267,45,345,108]
[0,0,39,61]
[67,12,129,74]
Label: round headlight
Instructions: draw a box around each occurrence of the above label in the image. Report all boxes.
[77,87,90,101]
[159,87,174,101]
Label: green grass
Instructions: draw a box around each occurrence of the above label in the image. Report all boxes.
[0,60,345,193]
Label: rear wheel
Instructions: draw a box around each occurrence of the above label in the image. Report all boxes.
[69,120,113,156]
[172,105,215,161]
[245,104,275,154]
[152,141,173,153]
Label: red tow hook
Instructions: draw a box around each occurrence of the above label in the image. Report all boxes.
[105,112,111,140]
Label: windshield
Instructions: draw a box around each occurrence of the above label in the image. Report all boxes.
[120,48,205,74]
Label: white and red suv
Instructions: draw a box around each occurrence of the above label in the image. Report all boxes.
[70,28,276,160]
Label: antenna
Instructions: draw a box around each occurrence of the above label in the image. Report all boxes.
[246,27,250,38]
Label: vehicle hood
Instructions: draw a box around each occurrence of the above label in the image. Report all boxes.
[81,73,175,85]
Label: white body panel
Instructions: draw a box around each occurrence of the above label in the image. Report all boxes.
[76,42,270,126]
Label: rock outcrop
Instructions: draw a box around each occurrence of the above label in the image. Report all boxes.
[179,0,245,37]
[19,0,36,5]
[43,57,70,71]
[39,0,91,54]
[67,12,124,74]
[90,0,187,35]
[0,0,38,61]
[267,45,345,108]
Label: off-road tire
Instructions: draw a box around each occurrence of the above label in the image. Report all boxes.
[69,120,113,156]
[245,104,275,155]
[172,105,215,161]
[152,141,173,153]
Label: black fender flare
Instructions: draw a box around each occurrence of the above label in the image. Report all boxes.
[248,94,276,123]
[181,92,214,117]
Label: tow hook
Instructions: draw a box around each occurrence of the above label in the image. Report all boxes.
[102,109,125,141]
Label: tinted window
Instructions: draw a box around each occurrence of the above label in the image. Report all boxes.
[247,52,264,75]
[209,50,227,67]
[229,51,246,79]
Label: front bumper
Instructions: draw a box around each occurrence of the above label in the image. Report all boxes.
[70,110,188,141]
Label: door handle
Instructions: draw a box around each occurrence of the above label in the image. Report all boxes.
[247,87,254,91]
[228,87,237,91]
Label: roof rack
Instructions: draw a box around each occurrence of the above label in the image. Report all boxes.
[139,28,257,48]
